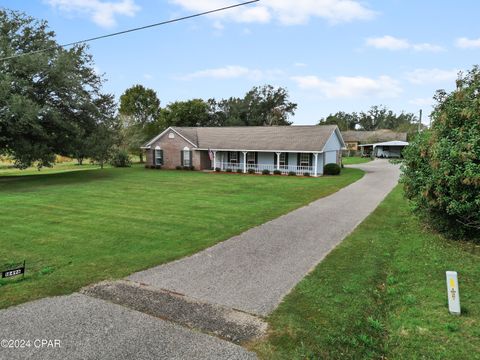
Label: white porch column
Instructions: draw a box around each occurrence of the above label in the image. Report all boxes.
[243,151,247,173]
[213,150,217,169]
[276,152,281,170]
[220,152,224,170]
[313,153,319,177]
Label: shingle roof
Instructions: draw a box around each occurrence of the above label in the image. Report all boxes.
[168,125,341,152]
[341,130,407,143]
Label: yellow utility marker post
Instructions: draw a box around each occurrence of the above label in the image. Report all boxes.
[446,271,460,315]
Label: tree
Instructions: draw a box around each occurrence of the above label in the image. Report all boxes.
[162,99,212,128]
[86,94,119,169]
[401,67,480,240]
[209,85,297,126]
[0,9,109,168]
[318,111,359,130]
[119,85,161,162]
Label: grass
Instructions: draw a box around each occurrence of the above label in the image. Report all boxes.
[251,186,480,359]
[0,162,100,176]
[342,156,372,165]
[0,165,363,309]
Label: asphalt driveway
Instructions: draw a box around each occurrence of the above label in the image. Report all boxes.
[0,159,399,360]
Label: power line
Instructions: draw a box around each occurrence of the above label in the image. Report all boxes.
[0,0,260,61]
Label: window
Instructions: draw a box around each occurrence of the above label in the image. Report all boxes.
[155,148,163,165]
[299,153,310,166]
[229,151,238,164]
[247,152,256,164]
[279,153,287,167]
[168,132,175,139]
[183,147,191,166]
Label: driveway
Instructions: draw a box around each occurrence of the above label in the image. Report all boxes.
[0,159,399,360]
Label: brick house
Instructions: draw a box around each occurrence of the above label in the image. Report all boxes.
[142,125,345,177]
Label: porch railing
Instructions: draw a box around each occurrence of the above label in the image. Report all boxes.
[216,162,314,175]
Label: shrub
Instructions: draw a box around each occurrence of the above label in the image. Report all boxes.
[401,66,480,240]
[110,150,131,168]
[236,168,243,173]
[215,167,221,172]
[303,172,310,177]
[150,165,156,169]
[144,164,150,169]
[155,165,162,170]
[189,166,195,171]
[273,169,282,175]
[182,166,190,170]
[175,165,182,170]
[262,169,270,175]
[288,171,296,176]
[324,163,341,175]
[247,168,256,174]
[226,168,232,173]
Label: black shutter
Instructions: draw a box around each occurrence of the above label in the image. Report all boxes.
[180,150,184,166]
[297,153,300,166]
[152,149,155,165]
[273,153,276,165]
[254,152,258,164]
[237,152,241,164]
[160,150,164,165]
[190,150,193,166]
[309,153,313,167]
[285,153,289,166]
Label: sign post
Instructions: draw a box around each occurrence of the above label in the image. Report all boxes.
[1,261,26,279]
[446,271,460,315]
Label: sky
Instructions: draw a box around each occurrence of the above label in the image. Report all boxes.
[2,0,480,125]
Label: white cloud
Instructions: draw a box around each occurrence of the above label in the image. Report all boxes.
[366,35,444,52]
[456,37,480,49]
[406,68,458,84]
[46,0,140,27]
[291,75,402,98]
[170,0,376,26]
[409,97,434,106]
[177,65,258,80]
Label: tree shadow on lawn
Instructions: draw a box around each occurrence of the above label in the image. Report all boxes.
[0,168,116,193]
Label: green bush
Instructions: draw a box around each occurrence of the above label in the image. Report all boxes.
[155,165,161,170]
[288,171,296,176]
[262,169,270,175]
[215,167,221,172]
[401,66,480,240]
[324,163,341,175]
[248,168,255,174]
[303,172,310,177]
[189,166,195,171]
[273,169,282,175]
[110,150,131,168]
[226,168,232,173]
[176,165,182,170]
[150,165,156,169]
[236,168,243,173]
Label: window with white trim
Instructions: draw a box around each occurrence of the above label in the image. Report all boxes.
[183,147,191,167]
[299,153,310,167]
[247,152,256,164]
[155,148,163,165]
[279,153,286,167]
[229,151,238,164]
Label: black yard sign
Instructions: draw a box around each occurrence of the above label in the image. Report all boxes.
[1,261,25,278]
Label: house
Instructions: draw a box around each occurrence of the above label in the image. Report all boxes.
[142,125,345,176]
[341,130,407,152]
[359,140,409,158]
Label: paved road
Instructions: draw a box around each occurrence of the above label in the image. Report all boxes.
[129,159,400,315]
[0,159,399,359]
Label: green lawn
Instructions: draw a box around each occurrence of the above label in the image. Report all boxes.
[0,166,363,309]
[342,156,372,165]
[251,186,480,359]
[0,162,100,176]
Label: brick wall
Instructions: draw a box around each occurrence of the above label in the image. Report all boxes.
[145,130,202,169]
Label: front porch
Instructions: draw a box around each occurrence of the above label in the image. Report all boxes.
[210,151,324,176]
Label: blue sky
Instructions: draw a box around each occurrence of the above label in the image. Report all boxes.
[2,0,480,125]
